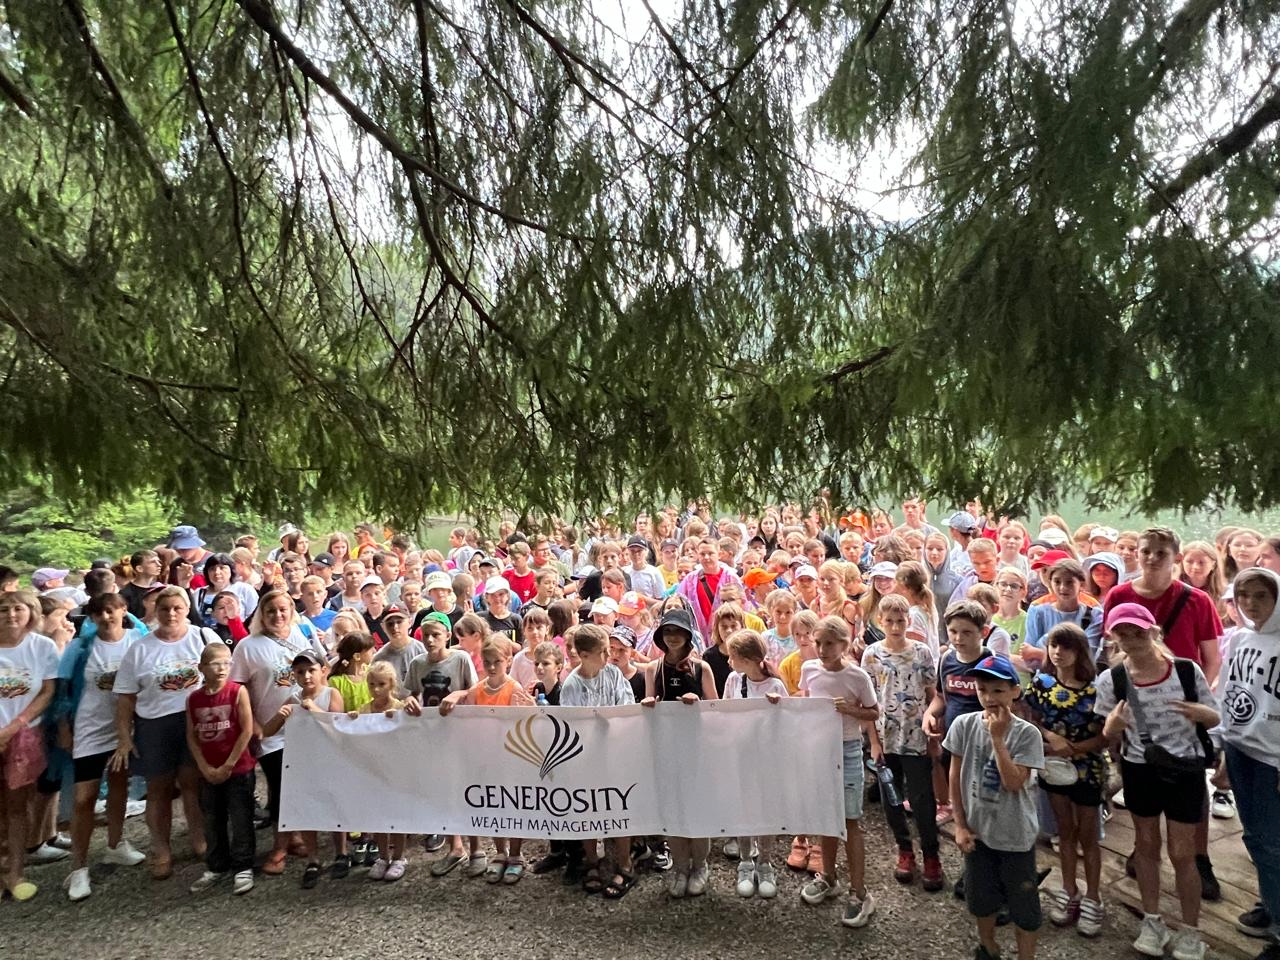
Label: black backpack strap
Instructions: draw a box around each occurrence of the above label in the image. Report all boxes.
[1173,658,1216,764]
[1161,582,1193,636]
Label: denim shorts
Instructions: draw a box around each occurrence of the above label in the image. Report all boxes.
[842,739,865,821]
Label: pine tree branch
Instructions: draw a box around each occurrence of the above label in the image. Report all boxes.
[0,61,35,116]
[1147,84,1280,216]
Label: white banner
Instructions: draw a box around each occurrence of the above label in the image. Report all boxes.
[279,698,845,839]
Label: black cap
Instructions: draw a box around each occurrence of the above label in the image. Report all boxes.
[627,535,648,549]
[311,552,336,568]
[90,558,114,570]
[291,650,326,668]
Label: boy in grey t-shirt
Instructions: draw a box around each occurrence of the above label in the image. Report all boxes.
[941,654,1045,960]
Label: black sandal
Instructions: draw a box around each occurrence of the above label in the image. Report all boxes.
[301,862,322,889]
[581,864,605,894]
[602,870,637,899]
[330,854,352,879]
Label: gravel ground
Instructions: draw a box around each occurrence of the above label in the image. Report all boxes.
[6,805,1145,960]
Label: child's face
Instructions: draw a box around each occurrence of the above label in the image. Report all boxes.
[456,628,481,647]
[92,603,127,632]
[947,618,984,655]
[815,634,847,668]
[1047,639,1078,674]
[482,651,510,681]
[485,590,509,612]
[607,639,630,668]
[771,603,794,632]
[976,677,1019,711]
[293,661,327,694]
[880,607,909,640]
[1110,623,1154,656]
[362,585,385,611]
[925,539,947,567]
[385,616,409,642]
[1116,537,1138,564]
[792,622,815,651]
[727,649,748,674]
[565,639,580,666]
[299,582,325,611]
[367,671,395,700]
[423,627,448,655]
[995,574,1025,605]
[970,552,998,582]
[999,529,1023,553]
[535,655,562,686]
[1235,578,1278,628]
[429,586,453,609]
[524,620,549,646]
[871,576,894,596]
[400,583,421,610]
[199,649,231,685]
[817,571,842,597]
[1050,572,1081,604]
[1090,565,1118,594]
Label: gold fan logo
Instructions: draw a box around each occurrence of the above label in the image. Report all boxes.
[503,715,583,781]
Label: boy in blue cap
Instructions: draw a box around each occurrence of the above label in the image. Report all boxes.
[942,653,1046,960]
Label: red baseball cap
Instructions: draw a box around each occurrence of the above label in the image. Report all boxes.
[1030,549,1073,571]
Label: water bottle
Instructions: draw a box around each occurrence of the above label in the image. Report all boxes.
[873,761,902,807]
[536,692,548,706]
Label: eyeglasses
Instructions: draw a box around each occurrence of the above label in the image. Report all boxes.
[995,581,1023,590]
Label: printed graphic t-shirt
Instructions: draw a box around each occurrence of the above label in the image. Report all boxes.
[0,632,59,728]
[113,627,214,719]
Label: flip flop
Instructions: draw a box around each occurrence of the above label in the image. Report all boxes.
[9,881,38,902]
[582,864,605,894]
[484,860,504,883]
[261,850,287,876]
[430,853,465,877]
[502,861,525,885]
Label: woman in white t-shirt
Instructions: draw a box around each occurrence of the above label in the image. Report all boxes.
[57,593,147,901]
[111,586,215,879]
[0,590,59,901]
[229,589,328,877]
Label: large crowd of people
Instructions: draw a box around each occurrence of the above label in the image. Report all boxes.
[1,501,1277,960]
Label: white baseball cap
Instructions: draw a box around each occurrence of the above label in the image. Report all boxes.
[483,576,510,595]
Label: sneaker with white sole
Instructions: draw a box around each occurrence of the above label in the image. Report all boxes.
[1134,915,1172,957]
[1113,789,1127,809]
[1210,790,1236,820]
[52,832,73,850]
[233,869,254,895]
[756,862,778,899]
[65,867,92,902]
[723,838,740,860]
[736,861,756,897]
[367,858,389,881]
[189,870,224,893]
[841,892,876,928]
[667,868,688,898]
[101,840,146,867]
[801,873,842,905]
[1078,897,1104,937]
[28,842,70,864]
[687,863,709,896]
[124,799,147,818]
[1171,928,1206,960]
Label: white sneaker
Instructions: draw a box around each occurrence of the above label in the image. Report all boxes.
[1113,789,1127,809]
[189,870,224,893]
[1210,791,1236,820]
[801,873,842,905]
[102,840,146,867]
[1171,928,1206,960]
[841,892,877,928]
[28,842,70,864]
[756,862,778,899]
[1134,915,1172,957]
[687,863,709,896]
[233,869,254,895]
[724,838,740,860]
[667,868,688,899]
[94,798,108,817]
[52,832,73,850]
[1078,897,1104,937]
[65,867,91,902]
[367,858,389,881]
[736,861,756,897]
[124,799,147,818]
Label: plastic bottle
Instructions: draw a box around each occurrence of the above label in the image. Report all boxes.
[874,761,902,807]
[536,692,548,706]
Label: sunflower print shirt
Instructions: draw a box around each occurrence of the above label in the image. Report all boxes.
[1027,672,1105,790]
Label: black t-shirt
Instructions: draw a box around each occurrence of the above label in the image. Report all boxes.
[656,659,704,702]
[484,611,523,646]
[702,645,733,698]
[577,569,632,603]
[118,582,152,620]
[534,680,562,705]
[626,669,646,704]
[412,604,464,633]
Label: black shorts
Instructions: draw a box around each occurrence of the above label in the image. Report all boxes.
[72,751,118,784]
[131,712,193,779]
[1040,779,1104,808]
[258,749,283,823]
[964,841,1043,932]
[1120,759,1206,824]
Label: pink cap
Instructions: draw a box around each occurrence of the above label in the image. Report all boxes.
[1104,602,1156,632]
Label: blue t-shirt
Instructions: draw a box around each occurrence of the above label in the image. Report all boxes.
[1024,603,1104,661]
[939,646,991,733]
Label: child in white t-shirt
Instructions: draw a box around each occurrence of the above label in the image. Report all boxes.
[798,615,880,929]
[724,628,788,899]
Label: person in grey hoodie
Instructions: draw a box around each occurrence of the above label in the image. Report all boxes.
[924,532,960,624]
[1083,551,1126,603]
[1220,566,1280,954]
